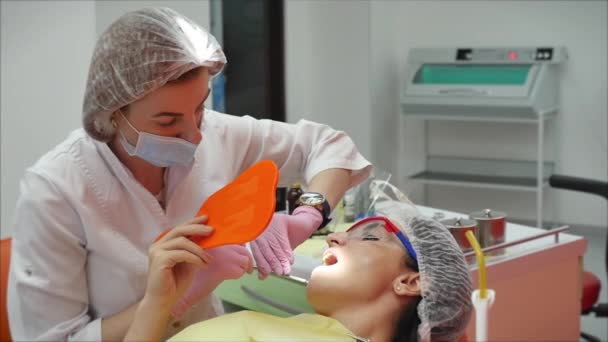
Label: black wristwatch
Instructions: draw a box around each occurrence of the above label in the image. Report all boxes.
[295,192,332,229]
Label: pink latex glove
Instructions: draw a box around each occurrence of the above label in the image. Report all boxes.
[250,206,323,280]
[171,244,253,318]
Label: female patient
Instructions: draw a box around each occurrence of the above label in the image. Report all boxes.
[126,202,473,341]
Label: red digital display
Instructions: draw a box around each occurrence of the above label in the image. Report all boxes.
[508,52,518,60]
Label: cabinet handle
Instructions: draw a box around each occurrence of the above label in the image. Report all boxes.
[241,285,304,315]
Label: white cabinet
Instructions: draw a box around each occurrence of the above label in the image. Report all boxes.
[400,47,566,228]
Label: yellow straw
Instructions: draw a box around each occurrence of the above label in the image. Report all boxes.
[465,230,487,299]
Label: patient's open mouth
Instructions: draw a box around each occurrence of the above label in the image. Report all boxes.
[322,251,338,266]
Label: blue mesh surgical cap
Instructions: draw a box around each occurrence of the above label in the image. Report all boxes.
[82,7,226,142]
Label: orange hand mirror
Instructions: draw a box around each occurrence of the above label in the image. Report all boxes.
[156,160,279,248]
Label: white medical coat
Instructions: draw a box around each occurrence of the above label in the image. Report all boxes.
[7,110,372,341]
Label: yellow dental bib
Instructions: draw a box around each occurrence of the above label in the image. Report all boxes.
[169,311,355,341]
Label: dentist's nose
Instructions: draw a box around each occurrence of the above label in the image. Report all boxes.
[181,117,203,145]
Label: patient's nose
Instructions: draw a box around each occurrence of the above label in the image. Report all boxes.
[326,232,347,246]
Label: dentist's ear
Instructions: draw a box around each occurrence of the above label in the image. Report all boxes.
[393,272,420,297]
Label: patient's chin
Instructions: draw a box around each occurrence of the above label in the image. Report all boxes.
[306,251,351,309]
[307,266,346,301]
[306,278,342,315]
[307,273,364,316]
[310,260,343,280]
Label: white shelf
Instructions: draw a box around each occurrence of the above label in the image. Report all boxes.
[408,171,549,192]
[408,156,554,191]
[400,111,556,124]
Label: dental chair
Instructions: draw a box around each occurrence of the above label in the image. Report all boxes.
[1,238,12,342]
[549,175,608,342]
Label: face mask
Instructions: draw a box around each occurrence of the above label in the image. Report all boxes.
[117,112,199,167]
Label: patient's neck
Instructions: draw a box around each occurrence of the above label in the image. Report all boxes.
[327,292,404,342]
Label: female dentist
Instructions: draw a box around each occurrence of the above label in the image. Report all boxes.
[7,7,371,341]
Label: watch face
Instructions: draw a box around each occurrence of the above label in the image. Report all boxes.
[299,192,324,206]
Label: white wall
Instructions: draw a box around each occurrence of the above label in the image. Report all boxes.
[369,1,608,227]
[0,1,210,238]
[284,0,372,159]
[1,1,96,237]
[95,1,210,38]
[3,1,606,236]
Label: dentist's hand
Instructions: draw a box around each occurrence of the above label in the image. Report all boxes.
[171,244,253,318]
[251,206,323,279]
[143,216,213,314]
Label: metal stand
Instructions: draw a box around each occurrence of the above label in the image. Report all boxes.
[408,113,554,229]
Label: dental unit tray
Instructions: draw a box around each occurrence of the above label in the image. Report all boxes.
[463,225,570,260]
[401,47,567,121]
[156,160,279,248]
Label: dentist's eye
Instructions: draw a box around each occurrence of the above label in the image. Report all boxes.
[158,118,177,127]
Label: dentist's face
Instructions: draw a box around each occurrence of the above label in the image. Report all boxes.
[114,67,210,147]
[307,219,416,315]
